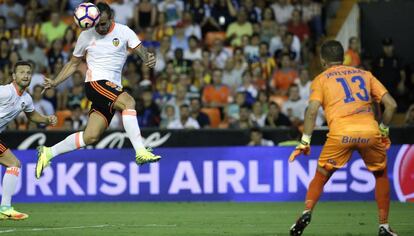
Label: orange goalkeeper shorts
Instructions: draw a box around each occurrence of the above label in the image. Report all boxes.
[318,131,387,171]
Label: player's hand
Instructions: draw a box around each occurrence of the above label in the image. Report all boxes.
[42,77,56,94]
[145,52,156,68]
[289,135,311,162]
[47,115,57,126]
[379,123,391,150]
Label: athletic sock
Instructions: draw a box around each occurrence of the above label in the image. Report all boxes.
[374,169,390,224]
[1,167,20,207]
[50,132,86,159]
[122,109,145,151]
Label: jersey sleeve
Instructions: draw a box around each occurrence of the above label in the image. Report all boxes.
[370,72,388,102]
[125,26,141,49]
[72,32,89,57]
[309,77,324,103]
[24,95,35,113]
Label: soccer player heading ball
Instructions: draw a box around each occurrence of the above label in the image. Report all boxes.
[0,61,57,220]
[289,40,398,236]
[36,2,161,179]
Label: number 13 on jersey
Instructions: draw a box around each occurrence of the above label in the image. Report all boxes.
[336,76,370,103]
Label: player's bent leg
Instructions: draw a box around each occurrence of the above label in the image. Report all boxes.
[0,150,28,220]
[290,166,334,236]
[83,112,108,145]
[113,92,161,165]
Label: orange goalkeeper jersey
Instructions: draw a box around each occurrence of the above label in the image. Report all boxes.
[310,65,388,134]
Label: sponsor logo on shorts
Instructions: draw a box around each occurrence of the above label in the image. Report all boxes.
[393,145,414,202]
[341,136,369,144]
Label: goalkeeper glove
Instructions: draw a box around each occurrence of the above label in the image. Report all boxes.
[289,134,311,162]
[379,123,391,150]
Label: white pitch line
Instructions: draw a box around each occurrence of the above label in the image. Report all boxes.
[0,224,177,234]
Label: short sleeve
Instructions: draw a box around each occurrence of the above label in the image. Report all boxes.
[309,77,324,103]
[72,32,89,57]
[125,26,141,49]
[24,95,35,113]
[370,73,388,102]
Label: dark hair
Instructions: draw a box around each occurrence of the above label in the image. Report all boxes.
[180,104,190,109]
[250,126,262,134]
[13,61,32,73]
[96,2,112,18]
[321,40,344,63]
[33,84,43,91]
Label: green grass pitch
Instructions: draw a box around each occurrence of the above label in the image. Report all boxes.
[0,202,413,236]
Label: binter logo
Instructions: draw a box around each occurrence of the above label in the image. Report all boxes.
[393,145,414,202]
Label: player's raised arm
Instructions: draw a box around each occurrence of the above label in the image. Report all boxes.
[43,56,82,90]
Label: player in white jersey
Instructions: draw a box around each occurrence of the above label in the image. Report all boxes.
[0,61,57,220]
[35,2,160,179]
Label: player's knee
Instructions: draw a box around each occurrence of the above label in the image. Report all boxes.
[83,133,100,145]
[9,158,20,168]
[124,95,135,110]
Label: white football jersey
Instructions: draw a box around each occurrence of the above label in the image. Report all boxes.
[73,23,141,87]
[0,83,34,133]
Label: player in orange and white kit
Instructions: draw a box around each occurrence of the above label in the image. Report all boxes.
[289,40,398,236]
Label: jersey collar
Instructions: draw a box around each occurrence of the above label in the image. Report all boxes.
[12,82,24,96]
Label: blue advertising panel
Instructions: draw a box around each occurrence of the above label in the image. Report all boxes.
[1,145,413,202]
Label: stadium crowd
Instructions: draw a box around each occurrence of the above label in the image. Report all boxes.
[0,0,413,132]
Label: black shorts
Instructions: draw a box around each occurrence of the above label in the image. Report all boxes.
[85,80,124,126]
[0,138,9,155]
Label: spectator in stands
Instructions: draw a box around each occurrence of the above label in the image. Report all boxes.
[184,36,202,61]
[0,37,9,73]
[271,53,298,94]
[250,101,266,127]
[153,12,174,41]
[158,0,184,27]
[271,0,294,25]
[110,0,135,26]
[137,90,161,128]
[134,0,157,30]
[202,69,231,108]
[247,127,275,146]
[187,0,207,26]
[210,39,230,69]
[373,37,406,109]
[25,0,47,21]
[171,23,189,51]
[47,39,68,72]
[282,84,307,124]
[265,102,292,127]
[237,70,258,102]
[226,91,247,123]
[62,27,76,53]
[69,104,87,131]
[182,12,202,40]
[405,104,414,127]
[19,37,48,73]
[0,0,24,30]
[260,7,279,43]
[40,11,67,46]
[257,90,270,113]
[255,42,276,81]
[172,48,191,74]
[244,33,260,61]
[344,36,361,67]
[242,0,261,24]
[167,84,190,119]
[226,9,253,46]
[160,104,176,129]
[20,10,41,41]
[287,9,310,42]
[177,73,199,99]
[229,104,255,129]
[191,59,211,90]
[168,104,200,129]
[0,17,11,40]
[210,0,237,31]
[274,31,301,62]
[299,0,323,39]
[32,85,55,116]
[67,70,85,108]
[222,58,243,92]
[294,67,311,100]
[190,97,210,128]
